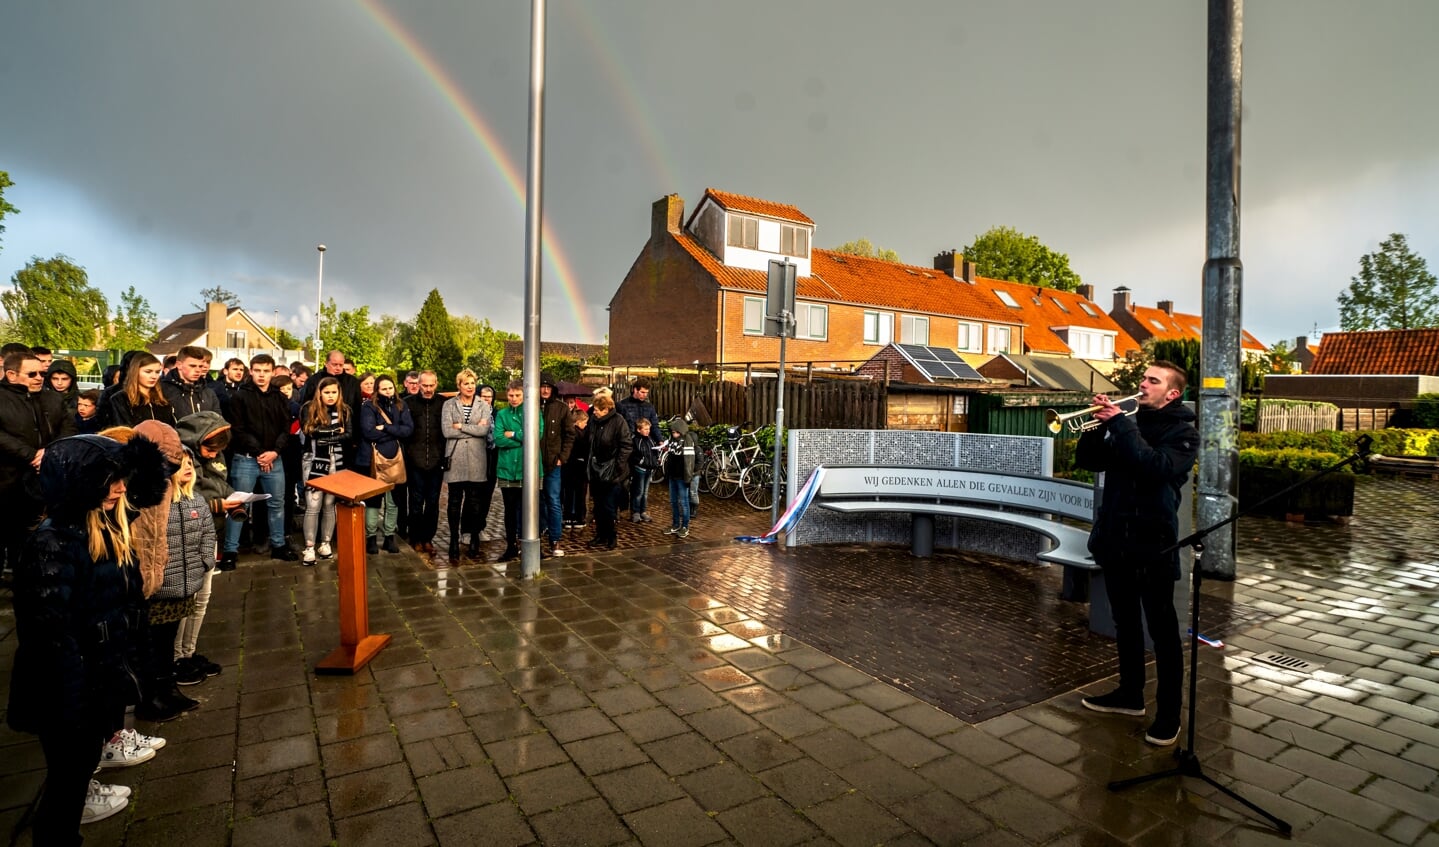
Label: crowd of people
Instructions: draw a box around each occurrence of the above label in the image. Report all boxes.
[1,341,701,840]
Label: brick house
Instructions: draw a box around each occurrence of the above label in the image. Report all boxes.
[1108,286,1267,361]
[609,190,1138,369]
[1308,328,1439,375]
[149,302,302,365]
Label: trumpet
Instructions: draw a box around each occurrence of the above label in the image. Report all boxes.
[1045,393,1141,434]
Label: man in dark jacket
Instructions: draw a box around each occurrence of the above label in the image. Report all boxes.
[223,354,298,560]
[616,377,659,435]
[539,375,576,556]
[1076,360,1198,748]
[299,349,361,413]
[1,351,78,572]
[402,370,447,552]
[160,345,221,418]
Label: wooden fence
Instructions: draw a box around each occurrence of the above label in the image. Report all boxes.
[1257,404,1339,434]
[608,379,887,430]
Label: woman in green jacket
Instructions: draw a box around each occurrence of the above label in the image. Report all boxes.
[493,380,543,561]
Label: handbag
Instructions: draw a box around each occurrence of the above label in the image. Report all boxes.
[440,440,456,473]
[370,404,408,485]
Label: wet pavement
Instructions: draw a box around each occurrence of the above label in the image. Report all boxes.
[1,476,1436,845]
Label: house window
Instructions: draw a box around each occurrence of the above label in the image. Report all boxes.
[727,214,758,250]
[1101,335,1114,358]
[1051,297,1069,313]
[994,290,1021,309]
[957,322,982,351]
[794,303,827,340]
[225,330,247,349]
[863,311,893,345]
[900,315,930,345]
[989,325,1012,354]
[742,296,765,335]
[1079,302,1100,317]
[1149,318,1168,332]
[780,225,809,258]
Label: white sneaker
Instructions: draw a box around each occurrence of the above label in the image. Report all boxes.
[317,542,333,558]
[89,779,132,800]
[98,735,156,769]
[120,727,166,751]
[82,783,128,823]
[302,546,317,564]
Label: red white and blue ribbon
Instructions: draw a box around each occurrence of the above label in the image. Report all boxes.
[735,466,826,544]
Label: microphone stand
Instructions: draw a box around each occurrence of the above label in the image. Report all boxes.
[1106,435,1374,834]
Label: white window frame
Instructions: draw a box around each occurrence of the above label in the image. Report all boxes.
[793,302,827,340]
[742,296,765,335]
[900,314,930,346]
[780,224,810,258]
[989,325,1012,354]
[994,290,1021,309]
[957,322,980,351]
[727,214,758,250]
[226,329,247,349]
[863,310,894,345]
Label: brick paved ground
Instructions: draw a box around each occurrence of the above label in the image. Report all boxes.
[1,476,1436,845]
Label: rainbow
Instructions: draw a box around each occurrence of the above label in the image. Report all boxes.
[355,0,600,343]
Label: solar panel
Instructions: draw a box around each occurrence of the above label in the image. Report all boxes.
[896,344,983,381]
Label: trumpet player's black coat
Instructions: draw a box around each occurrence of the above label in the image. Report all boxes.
[1076,399,1198,579]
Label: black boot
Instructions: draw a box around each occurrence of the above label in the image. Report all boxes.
[467,537,481,558]
[448,538,461,559]
[366,536,379,555]
[382,534,399,554]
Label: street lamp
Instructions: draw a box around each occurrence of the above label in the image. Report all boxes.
[315,244,326,363]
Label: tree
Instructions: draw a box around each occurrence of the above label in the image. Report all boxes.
[274,328,305,350]
[107,285,158,352]
[374,314,415,372]
[318,298,385,372]
[2,255,110,348]
[831,238,900,263]
[192,285,241,310]
[1264,340,1298,374]
[451,313,518,386]
[536,353,581,383]
[410,290,463,385]
[1337,233,1439,331]
[0,170,18,256]
[960,226,1082,291]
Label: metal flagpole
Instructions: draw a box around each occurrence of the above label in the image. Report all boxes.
[314,244,326,363]
[519,0,548,579]
[1198,0,1243,579]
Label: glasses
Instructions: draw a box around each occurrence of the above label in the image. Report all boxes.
[11,370,44,378]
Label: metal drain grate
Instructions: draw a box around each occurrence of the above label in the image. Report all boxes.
[1252,651,1322,674]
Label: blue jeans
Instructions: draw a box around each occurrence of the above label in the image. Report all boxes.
[225,454,287,552]
[668,476,691,529]
[630,468,651,513]
[542,466,564,542]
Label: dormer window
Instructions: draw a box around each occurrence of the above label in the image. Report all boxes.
[781,224,809,258]
[727,214,758,250]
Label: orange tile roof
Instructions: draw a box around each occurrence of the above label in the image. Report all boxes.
[976,279,1141,357]
[1126,304,1267,351]
[1310,329,1439,375]
[669,232,1023,325]
[702,189,815,225]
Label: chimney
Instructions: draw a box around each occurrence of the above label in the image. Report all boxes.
[1295,335,1308,350]
[1077,283,1094,302]
[933,250,957,278]
[960,260,977,283]
[652,194,683,242]
[1158,299,1174,316]
[1113,286,1132,314]
[205,301,229,348]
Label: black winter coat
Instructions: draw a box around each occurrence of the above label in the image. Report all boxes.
[1076,400,1198,578]
[587,411,633,483]
[0,381,76,497]
[160,370,221,418]
[225,382,291,456]
[541,396,575,469]
[7,522,145,734]
[106,391,178,428]
[403,393,447,471]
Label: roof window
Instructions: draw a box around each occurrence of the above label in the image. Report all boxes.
[994,290,1021,308]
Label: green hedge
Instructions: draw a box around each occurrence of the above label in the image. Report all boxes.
[1239,447,1352,473]
[1416,394,1439,429]
[1238,428,1439,457]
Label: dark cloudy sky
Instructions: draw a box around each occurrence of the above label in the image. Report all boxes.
[1,0,1436,347]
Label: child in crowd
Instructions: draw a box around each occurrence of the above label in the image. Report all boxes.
[300,377,353,564]
[629,417,659,522]
[493,380,541,560]
[561,405,589,529]
[76,388,103,434]
[174,411,242,684]
[663,419,698,538]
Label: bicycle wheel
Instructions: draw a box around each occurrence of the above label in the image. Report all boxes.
[709,459,739,500]
[740,463,774,511]
[696,452,714,493]
[651,462,665,485]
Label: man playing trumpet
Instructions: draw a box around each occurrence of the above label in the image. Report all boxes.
[1077,361,1199,746]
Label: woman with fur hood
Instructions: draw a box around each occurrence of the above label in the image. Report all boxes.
[7,434,170,838]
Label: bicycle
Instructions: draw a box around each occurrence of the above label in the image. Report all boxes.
[740,460,787,511]
[701,422,761,500]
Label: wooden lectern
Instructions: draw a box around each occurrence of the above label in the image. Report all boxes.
[308,470,393,674]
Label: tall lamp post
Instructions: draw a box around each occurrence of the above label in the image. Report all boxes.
[315,244,327,363]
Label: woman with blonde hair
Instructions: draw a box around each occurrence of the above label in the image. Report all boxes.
[299,376,354,564]
[7,434,170,837]
[107,351,175,427]
[441,368,492,559]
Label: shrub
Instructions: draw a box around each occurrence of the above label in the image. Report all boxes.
[1238,448,1353,474]
[1238,428,1439,457]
